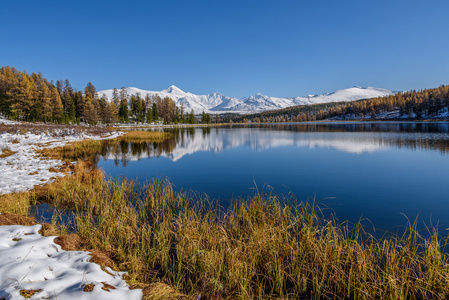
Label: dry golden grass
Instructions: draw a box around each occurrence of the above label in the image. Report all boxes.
[118,131,171,142]
[0,191,31,215]
[142,282,186,300]
[38,139,104,161]
[0,212,35,226]
[0,148,16,158]
[20,163,449,300]
[19,289,42,298]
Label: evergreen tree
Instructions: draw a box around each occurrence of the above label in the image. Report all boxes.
[147,107,153,123]
[189,109,195,124]
[112,88,120,108]
[56,80,64,95]
[152,102,158,121]
[201,111,211,123]
[119,98,129,123]
[62,79,74,120]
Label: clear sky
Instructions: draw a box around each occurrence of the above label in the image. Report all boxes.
[2,0,448,98]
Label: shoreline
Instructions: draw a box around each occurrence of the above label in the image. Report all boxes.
[0,125,144,299]
[1,122,449,299]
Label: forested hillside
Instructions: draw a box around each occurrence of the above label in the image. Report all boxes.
[0,66,205,124]
[234,85,449,123]
[3,66,448,125]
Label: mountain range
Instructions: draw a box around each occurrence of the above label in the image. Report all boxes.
[97,86,394,114]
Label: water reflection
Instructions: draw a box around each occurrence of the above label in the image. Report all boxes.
[95,122,449,233]
[93,122,449,166]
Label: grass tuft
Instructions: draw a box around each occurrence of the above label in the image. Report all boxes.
[0,191,31,215]
[118,131,171,142]
[0,148,16,158]
[19,289,42,298]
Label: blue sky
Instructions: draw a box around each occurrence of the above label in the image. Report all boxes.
[1,0,448,98]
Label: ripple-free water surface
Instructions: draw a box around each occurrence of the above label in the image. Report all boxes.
[97,122,449,233]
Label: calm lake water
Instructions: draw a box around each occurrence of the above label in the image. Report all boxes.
[96,122,449,234]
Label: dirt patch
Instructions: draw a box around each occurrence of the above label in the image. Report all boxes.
[89,249,116,269]
[0,213,35,226]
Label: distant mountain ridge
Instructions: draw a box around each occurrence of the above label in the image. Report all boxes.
[97,85,393,114]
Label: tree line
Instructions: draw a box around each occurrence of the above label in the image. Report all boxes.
[234,85,449,123]
[310,85,449,121]
[0,66,213,124]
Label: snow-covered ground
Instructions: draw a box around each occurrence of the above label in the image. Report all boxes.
[0,115,21,125]
[0,126,142,299]
[0,223,142,299]
[0,129,122,195]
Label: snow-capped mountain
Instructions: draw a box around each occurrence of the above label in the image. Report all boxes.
[97,86,393,114]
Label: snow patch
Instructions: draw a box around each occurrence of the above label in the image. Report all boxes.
[0,130,123,195]
[0,224,142,299]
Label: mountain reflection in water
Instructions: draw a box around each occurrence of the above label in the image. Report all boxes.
[96,122,449,233]
[93,122,449,167]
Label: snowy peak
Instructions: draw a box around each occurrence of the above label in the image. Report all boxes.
[162,85,184,94]
[97,86,394,114]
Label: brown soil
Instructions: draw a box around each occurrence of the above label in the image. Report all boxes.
[53,233,84,250]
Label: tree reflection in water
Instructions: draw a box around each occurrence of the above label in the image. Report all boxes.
[91,122,449,167]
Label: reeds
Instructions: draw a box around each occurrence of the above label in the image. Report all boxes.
[0,191,31,215]
[37,131,171,162]
[39,139,105,161]
[26,164,449,299]
[118,131,171,142]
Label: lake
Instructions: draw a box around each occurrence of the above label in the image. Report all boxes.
[97,122,449,234]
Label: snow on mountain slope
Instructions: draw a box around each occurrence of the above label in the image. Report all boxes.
[291,87,393,105]
[97,86,393,114]
[98,86,239,114]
